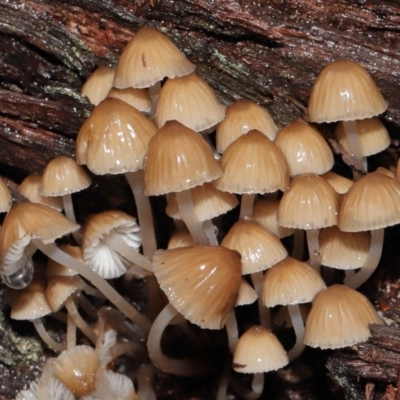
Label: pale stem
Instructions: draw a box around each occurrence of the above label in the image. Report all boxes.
[287,304,305,361]
[66,313,76,350]
[32,318,66,353]
[103,233,154,274]
[147,303,209,376]
[65,297,97,344]
[148,81,161,117]
[32,240,152,334]
[230,373,264,400]
[251,373,264,397]
[125,170,157,258]
[109,341,145,361]
[292,229,305,261]
[344,228,384,289]
[251,271,270,328]
[239,194,256,220]
[176,189,209,245]
[306,229,321,271]
[342,120,365,171]
[62,193,82,246]
[137,364,156,400]
[225,311,239,353]
[203,219,219,246]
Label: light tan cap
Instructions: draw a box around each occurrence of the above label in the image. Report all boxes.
[46,276,82,312]
[236,279,257,306]
[308,59,388,123]
[216,99,278,153]
[275,119,334,176]
[278,173,339,229]
[153,245,241,329]
[262,257,326,307]
[212,130,289,194]
[76,98,157,175]
[167,229,195,249]
[11,288,52,320]
[107,87,151,113]
[319,226,370,270]
[320,171,353,195]
[233,326,288,374]
[144,120,222,196]
[304,284,382,349]
[335,117,390,157]
[41,156,91,197]
[113,27,196,89]
[0,179,12,213]
[81,66,115,106]
[221,220,287,275]
[339,172,400,232]
[155,73,226,132]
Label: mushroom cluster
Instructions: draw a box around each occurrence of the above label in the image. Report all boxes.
[7,27,392,400]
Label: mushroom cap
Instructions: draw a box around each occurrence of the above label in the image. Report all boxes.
[46,276,82,312]
[274,119,334,176]
[212,130,289,194]
[19,174,63,211]
[81,66,115,106]
[304,284,383,349]
[375,167,395,178]
[0,179,12,213]
[167,229,195,249]
[262,257,326,307]
[308,59,388,123]
[90,369,136,400]
[41,156,92,196]
[320,171,353,195]
[278,173,339,229]
[76,98,157,175]
[53,345,100,396]
[113,26,195,89]
[107,87,151,113]
[155,73,226,132]
[335,117,390,157]
[319,226,371,270]
[0,203,79,275]
[11,287,52,320]
[82,210,142,279]
[144,120,222,196]
[252,198,294,239]
[166,183,238,221]
[236,279,257,306]
[221,220,288,275]
[153,245,242,329]
[233,325,288,374]
[216,99,278,153]
[339,172,400,232]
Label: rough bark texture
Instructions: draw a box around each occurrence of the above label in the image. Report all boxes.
[1,0,400,399]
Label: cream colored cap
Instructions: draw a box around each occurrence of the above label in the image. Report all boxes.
[278,173,339,229]
[82,210,142,279]
[339,172,400,232]
[144,120,222,196]
[320,226,370,270]
[167,229,195,249]
[46,276,81,312]
[107,87,151,113]
[153,245,241,329]
[41,156,92,196]
[275,119,334,176]
[221,220,287,275]
[335,117,390,157]
[155,73,226,132]
[252,198,294,238]
[216,99,278,153]
[213,130,289,194]
[166,183,238,221]
[320,171,353,195]
[236,279,257,306]
[304,284,382,349]
[0,179,12,213]
[18,174,63,211]
[308,59,388,123]
[262,257,326,307]
[76,98,157,175]
[113,27,195,89]
[233,326,288,373]
[81,66,115,106]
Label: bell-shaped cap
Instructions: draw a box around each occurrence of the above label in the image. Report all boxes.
[81,66,115,106]
[107,87,151,113]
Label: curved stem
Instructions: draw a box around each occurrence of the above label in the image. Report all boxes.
[342,120,365,172]
[287,304,305,361]
[203,219,219,246]
[251,271,270,328]
[344,228,384,289]
[306,229,321,271]
[240,194,255,220]
[147,303,209,376]
[62,193,82,245]
[103,233,154,274]
[230,373,264,400]
[32,318,66,353]
[32,240,151,334]
[176,189,209,245]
